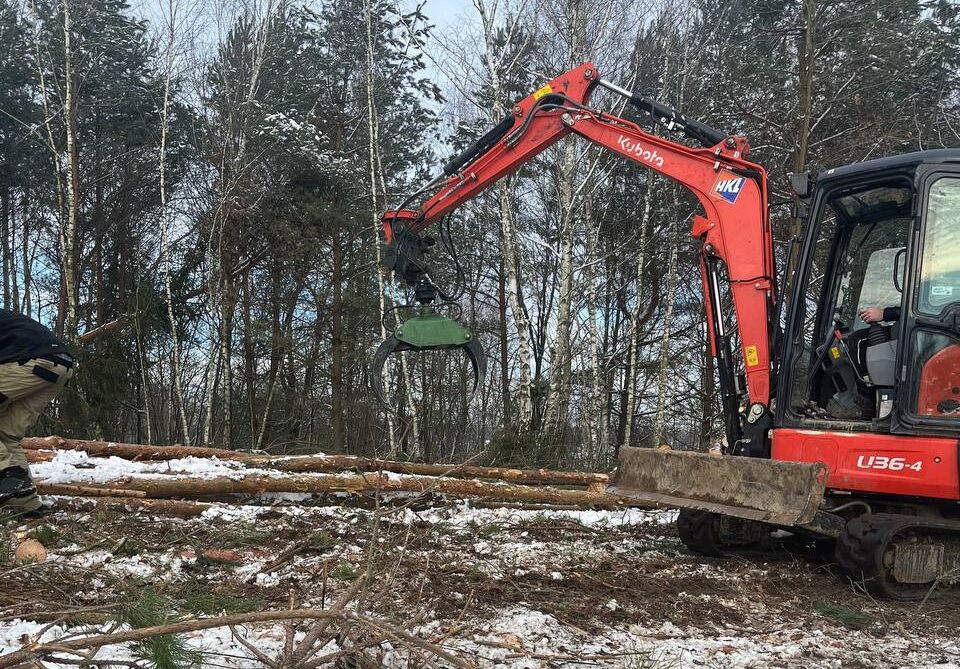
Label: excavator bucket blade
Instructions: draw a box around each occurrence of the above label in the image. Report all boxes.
[608,447,827,526]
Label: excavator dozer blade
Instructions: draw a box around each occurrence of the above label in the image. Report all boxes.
[608,447,828,527]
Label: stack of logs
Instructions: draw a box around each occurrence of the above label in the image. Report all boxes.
[22,437,642,517]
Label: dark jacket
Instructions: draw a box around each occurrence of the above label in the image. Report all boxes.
[0,310,70,364]
[882,306,901,322]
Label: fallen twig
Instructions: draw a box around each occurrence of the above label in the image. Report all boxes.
[0,608,474,669]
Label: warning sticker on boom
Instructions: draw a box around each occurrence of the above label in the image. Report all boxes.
[745,345,759,367]
[532,84,553,100]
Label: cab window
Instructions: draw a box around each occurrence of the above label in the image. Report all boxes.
[917,178,960,316]
[906,176,960,421]
[789,183,911,421]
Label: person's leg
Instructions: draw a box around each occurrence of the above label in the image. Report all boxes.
[0,360,73,513]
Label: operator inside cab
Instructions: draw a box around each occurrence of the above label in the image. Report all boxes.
[790,178,960,425]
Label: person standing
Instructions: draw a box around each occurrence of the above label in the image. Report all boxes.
[0,310,74,516]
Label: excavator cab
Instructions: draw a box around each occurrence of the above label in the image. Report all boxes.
[780,150,960,435]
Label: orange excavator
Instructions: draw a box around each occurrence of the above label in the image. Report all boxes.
[373,63,960,598]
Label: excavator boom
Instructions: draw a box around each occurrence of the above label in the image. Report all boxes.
[376,62,825,530]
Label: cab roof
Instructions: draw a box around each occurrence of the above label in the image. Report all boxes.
[817,148,960,183]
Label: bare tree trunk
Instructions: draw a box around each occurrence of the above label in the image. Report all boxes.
[158,0,192,443]
[330,235,346,451]
[202,334,219,446]
[59,0,79,339]
[241,270,256,445]
[788,0,816,275]
[583,191,605,462]
[254,376,277,452]
[651,211,678,447]
[542,139,577,436]
[497,259,509,416]
[29,0,63,324]
[652,29,689,448]
[475,0,535,430]
[133,311,153,445]
[498,184,534,427]
[220,277,234,448]
[2,188,10,309]
[622,183,653,451]
[363,0,398,453]
[541,0,587,437]
[20,190,29,316]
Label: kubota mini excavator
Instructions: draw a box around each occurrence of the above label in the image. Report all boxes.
[372,62,960,599]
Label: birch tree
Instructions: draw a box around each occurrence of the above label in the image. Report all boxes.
[474,0,536,430]
[157,0,191,444]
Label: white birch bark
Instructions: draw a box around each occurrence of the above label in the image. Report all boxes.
[651,209,678,447]
[583,190,605,461]
[541,138,577,435]
[621,183,652,451]
[60,0,79,338]
[541,0,586,436]
[475,0,535,430]
[158,0,192,444]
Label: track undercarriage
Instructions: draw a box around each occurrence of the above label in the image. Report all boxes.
[678,508,960,600]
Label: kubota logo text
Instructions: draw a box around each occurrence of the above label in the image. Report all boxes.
[617,135,664,167]
[712,171,746,204]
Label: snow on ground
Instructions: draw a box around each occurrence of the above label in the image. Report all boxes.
[34,449,271,484]
[5,455,960,668]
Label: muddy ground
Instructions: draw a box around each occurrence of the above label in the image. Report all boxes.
[2,496,959,668]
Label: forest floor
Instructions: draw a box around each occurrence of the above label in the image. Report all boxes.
[2,452,960,668]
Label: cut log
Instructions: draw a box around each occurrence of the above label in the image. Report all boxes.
[261,456,609,487]
[40,483,146,498]
[24,436,609,487]
[51,496,214,518]
[24,436,239,460]
[43,472,641,509]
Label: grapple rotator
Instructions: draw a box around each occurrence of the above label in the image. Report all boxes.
[370,223,486,407]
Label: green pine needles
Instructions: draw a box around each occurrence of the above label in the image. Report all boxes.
[122,590,204,669]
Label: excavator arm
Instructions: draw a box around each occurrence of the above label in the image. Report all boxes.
[379,62,777,455]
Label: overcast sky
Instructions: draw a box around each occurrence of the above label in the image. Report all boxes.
[420,0,467,29]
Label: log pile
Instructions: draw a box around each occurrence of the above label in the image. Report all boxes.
[23,437,641,514]
[23,436,608,486]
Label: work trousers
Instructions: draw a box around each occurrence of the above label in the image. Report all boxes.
[0,358,74,512]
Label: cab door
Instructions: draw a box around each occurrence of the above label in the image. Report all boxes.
[895,169,960,436]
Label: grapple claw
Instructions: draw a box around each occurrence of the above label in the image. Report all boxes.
[369,307,487,407]
[463,337,487,402]
[371,334,407,406]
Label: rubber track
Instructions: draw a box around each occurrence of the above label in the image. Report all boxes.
[677,509,726,557]
[835,513,960,600]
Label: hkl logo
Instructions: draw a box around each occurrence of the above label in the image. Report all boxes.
[712,171,746,204]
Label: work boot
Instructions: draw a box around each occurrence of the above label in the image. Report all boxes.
[0,466,36,503]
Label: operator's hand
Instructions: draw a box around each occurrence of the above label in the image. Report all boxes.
[859,307,884,323]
